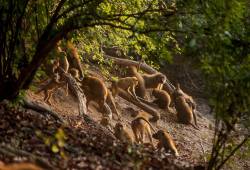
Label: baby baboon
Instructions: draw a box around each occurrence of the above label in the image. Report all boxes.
[131,116,155,145]
[173,83,195,107]
[81,76,120,119]
[114,122,134,144]
[142,73,166,90]
[36,73,65,105]
[152,130,179,157]
[175,95,198,130]
[65,41,84,78]
[100,116,112,131]
[111,76,139,100]
[69,68,82,82]
[152,89,172,113]
[52,59,60,73]
[173,83,197,119]
[53,41,70,73]
[128,66,146,99]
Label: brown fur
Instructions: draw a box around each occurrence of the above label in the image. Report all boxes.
[131,116,155,145]
[152,130,179,156]
[81,76,108,110]
[114,122,134,144]
[52,59,60,73]
[111,76,138,100]
[173,83,197,126]
[81,76,120,119]
[128,66,146,99]
[100,116,113,131]
[0,163,43,170]
[175,95,198,129]
[36,73,66,105]
[69,68,82,82]
[65,41,84,78]
[152,89,172,113]
[142,73,166,90]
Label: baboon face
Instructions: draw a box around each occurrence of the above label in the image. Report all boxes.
[152,130,164,139]
[132,77,138,85]
[69,68,79,77]
[157,74,166,83]
[115,122,123,131]
[131,110,140,118]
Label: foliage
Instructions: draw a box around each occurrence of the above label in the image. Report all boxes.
[36,128,68,158]
[182,0,250,169]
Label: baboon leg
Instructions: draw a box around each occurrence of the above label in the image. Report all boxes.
[44,90,49,102]
[107,93,121,119]
[128,86,141,103]
[46,91,52,105]
[140,131,145,144]
[133,128,140,143]
[147,128,153,145]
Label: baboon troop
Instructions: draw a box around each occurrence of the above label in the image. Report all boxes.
[36,40,201,158]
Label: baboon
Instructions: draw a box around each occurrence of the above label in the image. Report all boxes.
[131,116,155,145]
[128,66,146,99]
[142,73,166,90]
[173,83,196,110]
[56,41,70,73]
[65,41,84,78]
[111,76,139,100]
[52,59,60,74]
[36,73,66,105]
[152,130,179,157]
[152,89,172,113]
[69,68,82,82]
[0,163,42,170]
[114,122,134,144]
[81,76,120,119]
[175,95,198,130]
[100,116,112,131]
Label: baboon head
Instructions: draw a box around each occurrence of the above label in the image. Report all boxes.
[115,122,124,132]
[152,130,164,139]
[131,77,139,85]
[157,74,166,83]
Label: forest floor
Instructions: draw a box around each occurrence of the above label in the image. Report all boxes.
[0,58,248,169]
